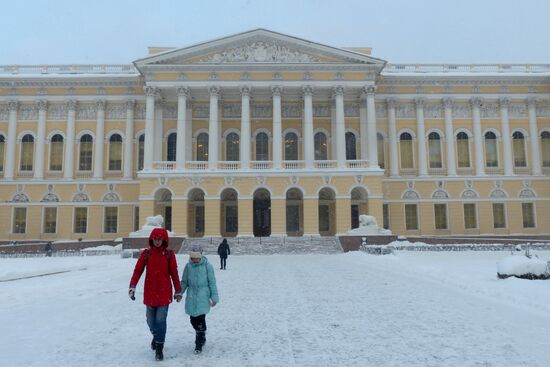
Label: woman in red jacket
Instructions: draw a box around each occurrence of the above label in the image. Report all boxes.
[129,228,182,361]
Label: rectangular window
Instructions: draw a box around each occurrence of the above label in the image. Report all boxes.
[134,206,140,232]
[104,207,118,233]
[463,203,477,229]
[13,207,27,233]
[522,203,535,228]
[405,204,418,230]
[43,207,57,234]
[74,207,88,234]
[434,204,447,230]
[383,204,390,230]
[492,203,506,229]
[351,205,359,229]
[195,206,205,233]
[318,205,330,232]
[49,142,63,171]
[79,141,93,171]
[225,206,238,233]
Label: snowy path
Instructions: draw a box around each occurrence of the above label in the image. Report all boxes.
[1,252,549,366]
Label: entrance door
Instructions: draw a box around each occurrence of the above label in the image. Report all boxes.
[253,190,271,237]
[164,206,172,231]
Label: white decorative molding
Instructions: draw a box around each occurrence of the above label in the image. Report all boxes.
[223,103,241,118]
[103,192,121,202]
[509,103,527,118]
[251,103,272,118]
[313,104,330,117]
[193,104,209,118]
[199,41,322,63]
[0,105,8,120]
[452,103,472,118]
[344,103,359,117]
[77,104,97,120]
[41,193,60,202]
[519,188,536,198]
[47,104,67,121]
[402,189,420,200]
[536,102,550,117]
[375,103,387,118]
[11,192,30,203]
[490,188,507,198]
[72,192,90,202]
[396,103,415,118]
[290,176,299,185]
[480,103,499,118]
[461,189,478,199]
[107,104,126,119]
[19,104,38,120]
[163,104,177,119]
[135,104,146,119]
[282,104,301,118]
[432,189,449,199]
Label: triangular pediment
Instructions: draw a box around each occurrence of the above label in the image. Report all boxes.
[134,29,385,70]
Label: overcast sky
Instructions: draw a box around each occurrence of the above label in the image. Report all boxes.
[2,0,549,65]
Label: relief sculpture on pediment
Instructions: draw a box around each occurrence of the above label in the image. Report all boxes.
[200,42,321,63]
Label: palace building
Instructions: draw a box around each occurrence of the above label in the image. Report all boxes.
[1,29,549,241]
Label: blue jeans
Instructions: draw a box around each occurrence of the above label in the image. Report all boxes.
[146,305,169,344]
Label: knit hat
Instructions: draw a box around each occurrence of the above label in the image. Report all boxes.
[189,244,203,259]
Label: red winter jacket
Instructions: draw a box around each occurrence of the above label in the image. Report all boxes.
[129,228,182,307]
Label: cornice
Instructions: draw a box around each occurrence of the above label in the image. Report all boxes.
[139,63,382,74]
[0,77,144,88]
[378,75,549,86]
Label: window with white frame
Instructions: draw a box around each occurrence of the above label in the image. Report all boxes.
[43,207,57,233]
[434,203,447,229]
[400,133,414,169]
[108,134,122,170]
[49,134,64,171]
[20,134,34,171]
[104,207,118,233]
[492,203,506,228]
[463,203,477,229]
[541,131,550,167]
[522,202,535,228]
[428,132,442,168]
[377,133,385,169]
[167,133,177,162]
[255,132,269,161]
[456,132,470,168]
[79,134,93,171]
[13,207,27,233]
[345,132,356,160]
[138,134,145,170]
[405,204,418,230]
[285,132,298,160]
[74,207,88,233]
[226,132,239,161]
[484,132,498,167]
[512,132,526,167]
[196,133,209,161]
[314,132,328,160]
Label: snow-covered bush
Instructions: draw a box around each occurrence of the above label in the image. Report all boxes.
[497,251,550,280]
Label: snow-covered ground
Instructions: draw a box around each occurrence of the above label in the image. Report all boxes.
[1,250,550,367]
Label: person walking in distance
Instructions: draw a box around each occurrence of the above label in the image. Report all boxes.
[129,228,182,361]
[217,238,230,270]
[180,245,219,354]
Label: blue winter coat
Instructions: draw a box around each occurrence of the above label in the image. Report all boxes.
[180,257,219,317]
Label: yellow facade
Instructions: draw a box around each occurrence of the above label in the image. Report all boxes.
[0,29,549,241]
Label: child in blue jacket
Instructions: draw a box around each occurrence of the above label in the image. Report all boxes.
[180,245,219,353]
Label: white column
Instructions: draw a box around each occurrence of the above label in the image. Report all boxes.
[471,98,485,176]
[208,86,220,170]
[123,99,135,179]
[93,100,105,179]
[240,86,251,170]
[154,100,163,161]
[333,86,346,168]
[64,100,77,179]
[499,98,513,175]
[528,98,542,175]
[387,98,399,177]
[415,98,427,176]
[34,100,47,179]
[303,86,314,168]
[176,87,189,170]
[443,98,457,176]
[143,86,157,171]
[359,97,368,161]
[4,101,18,179]
[365,86,378,168]
[271,86,283,169]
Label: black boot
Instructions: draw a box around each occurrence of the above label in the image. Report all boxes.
[194,331,206,354]
[155,342,164,361]
[151,338,156,351]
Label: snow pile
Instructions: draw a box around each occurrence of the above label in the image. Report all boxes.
[497,253,550,279]
[81,244,122,252]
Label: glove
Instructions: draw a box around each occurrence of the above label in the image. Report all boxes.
[174,293,183,302]
[129,287,136,301]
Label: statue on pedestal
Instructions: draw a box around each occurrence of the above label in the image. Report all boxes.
[347,215,392,235]
[129,215,174,237]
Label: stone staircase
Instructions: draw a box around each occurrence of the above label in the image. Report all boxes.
[179,236,343,255]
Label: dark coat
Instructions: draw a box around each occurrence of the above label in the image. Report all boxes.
[129,228,182,307]
[217,240,230,258]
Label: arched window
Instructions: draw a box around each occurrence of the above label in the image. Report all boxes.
[0,135,5,171]
[512,131,526,167]
[456,132,470,168]
[484,132,498,167]
[345,132,357,160]
[108,134,122,170]
[137,134,145,170]
[540,131,550,167]
[255,132,269,161]
[196,133,209,161]
[377,133,385,169]
[167,133,177,162]
[49,134,64,171]
[285,132,298,161]
[20,134,34,171]
[399,132,413,169]
[79,134,93,171]
[226,132,239,161]
[428,132,442,169]
[314,132,328,160]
